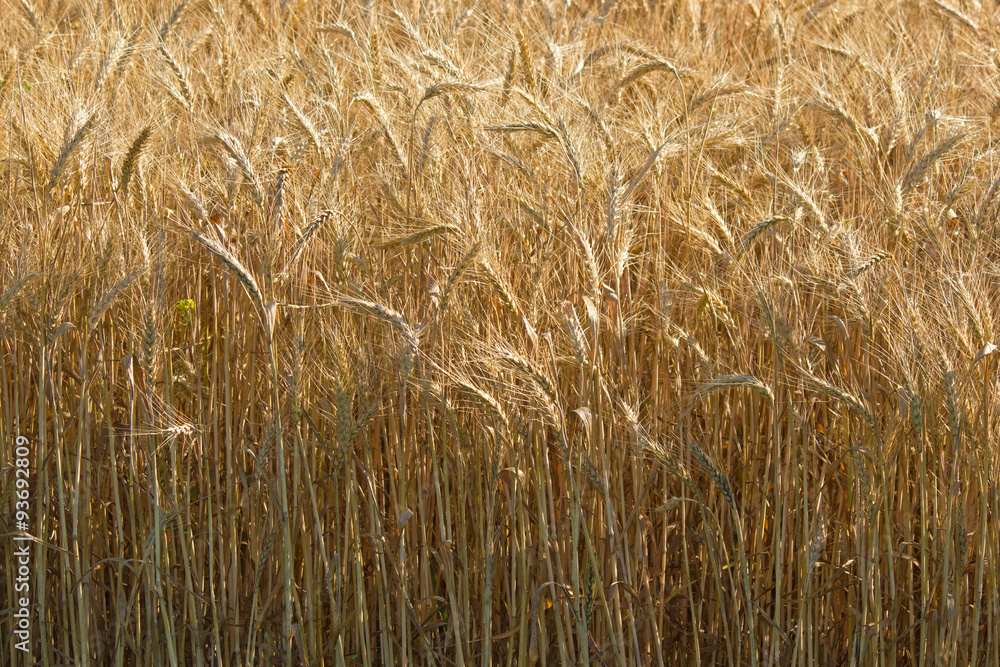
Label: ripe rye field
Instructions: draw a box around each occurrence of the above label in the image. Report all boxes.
[2,0,1000,664]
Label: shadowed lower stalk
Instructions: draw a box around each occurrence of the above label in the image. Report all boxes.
[36,322,51,667]
[970,354,991,663]
[435,290,468,666]
[192,231,294,666]
[266,322,294,667]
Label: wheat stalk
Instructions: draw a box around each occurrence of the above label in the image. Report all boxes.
[209,131,263,205]
[440,241,480,314]
[905,134,963,191]
[738,216,789,256]
[616,59,687,95]
[317,23,357,43]
[159,0,188,39]
[700,374,774,405]
[281,91,326,157]
[119,126,151,195]
[47,113,97,197]
[191,229,262,308]
[159,43,193,107]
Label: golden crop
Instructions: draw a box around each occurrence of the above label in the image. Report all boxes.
[1,0,998,664]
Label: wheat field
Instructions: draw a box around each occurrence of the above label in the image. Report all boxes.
[1,0,999,664]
